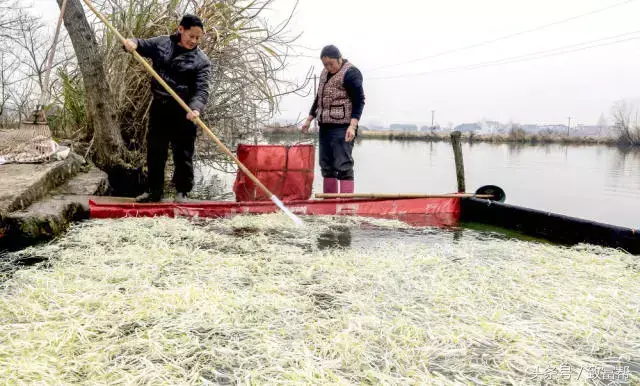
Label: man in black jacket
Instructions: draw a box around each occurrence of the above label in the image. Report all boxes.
[124,15,211,203]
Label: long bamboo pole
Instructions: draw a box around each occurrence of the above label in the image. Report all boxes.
[80,0,303,226]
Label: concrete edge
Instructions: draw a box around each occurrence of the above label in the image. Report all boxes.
[3,153,85,214]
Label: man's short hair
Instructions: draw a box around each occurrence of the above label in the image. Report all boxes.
[180,14,204,30]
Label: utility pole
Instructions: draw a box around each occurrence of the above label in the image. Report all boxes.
[567,116,571,136]
[431,110,435,130]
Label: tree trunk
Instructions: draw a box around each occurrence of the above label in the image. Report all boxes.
[57,0,125,169]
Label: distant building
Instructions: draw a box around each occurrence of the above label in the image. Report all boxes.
[537,125,568,133]
[389,124,418,132]
[571,125,613,137]
[454,123,481,133]
[420,125,441,132]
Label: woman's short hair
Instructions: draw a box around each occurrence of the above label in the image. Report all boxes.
[320,45,342,60]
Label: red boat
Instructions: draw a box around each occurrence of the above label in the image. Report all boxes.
[88,145,493,227]
[88,196,461,227]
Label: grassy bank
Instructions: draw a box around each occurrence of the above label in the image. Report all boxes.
[359,130,619,146]
[263,129,620,146]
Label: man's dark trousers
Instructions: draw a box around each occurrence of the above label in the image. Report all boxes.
[146,98,197,196]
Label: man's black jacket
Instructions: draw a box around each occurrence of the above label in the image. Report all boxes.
[134,33,211,112]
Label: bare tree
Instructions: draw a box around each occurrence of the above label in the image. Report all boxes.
[509,122,527,142]
[0,0,30,34]
[9,12,51,94]
[0,1,31,126]
[612,100,640,146]
[0,53,20,121]
[57,0,128,170]
[7,78,38,122]
[0,0,76,128]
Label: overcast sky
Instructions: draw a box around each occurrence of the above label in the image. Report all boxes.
[32,0,640,127]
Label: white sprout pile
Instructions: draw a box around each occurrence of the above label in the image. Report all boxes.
[0,214,638,385]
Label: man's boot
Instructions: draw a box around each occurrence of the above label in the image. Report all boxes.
[175,192,189,203]
[135,191,161,203]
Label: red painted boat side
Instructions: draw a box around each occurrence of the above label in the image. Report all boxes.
[88,197,461,226]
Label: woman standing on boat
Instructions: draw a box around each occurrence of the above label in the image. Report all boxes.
[301,45,365,194]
